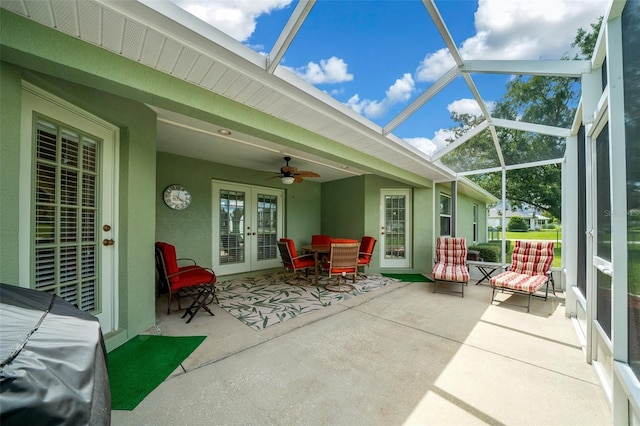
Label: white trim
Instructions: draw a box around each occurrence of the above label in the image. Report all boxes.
[20,82,120,332]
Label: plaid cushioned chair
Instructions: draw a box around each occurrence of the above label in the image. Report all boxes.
[489,240,554,312]
[155,242,217,323]
[277,238,316,285]
[431,237,469,297]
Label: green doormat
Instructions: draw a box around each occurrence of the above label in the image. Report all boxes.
[108,335,206,410]
[382,273,432,282]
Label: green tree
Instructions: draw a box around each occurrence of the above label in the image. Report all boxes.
[507,216,529,232]
[441,18,602,220]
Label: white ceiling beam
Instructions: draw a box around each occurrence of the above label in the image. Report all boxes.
[383,66,460,135]
[267,0,315,74]
[489,125,506,168]
[462,73,493,119]
[422,0,463,66]
[461,60,591,77]
[431,120,490,161]
[490,118,571,137]
[455,157,564,177]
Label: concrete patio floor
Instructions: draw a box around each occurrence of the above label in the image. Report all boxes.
[111,278,611,425]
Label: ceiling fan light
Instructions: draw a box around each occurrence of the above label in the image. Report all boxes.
[280,176,295,185]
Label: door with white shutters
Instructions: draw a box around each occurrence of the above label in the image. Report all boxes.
[21,85,118,333]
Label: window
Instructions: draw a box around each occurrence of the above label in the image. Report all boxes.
[595,123,611,340]
[440,194,451,236]
[33,116,100,312]
[473,204,478,242]
[623,0,640,379]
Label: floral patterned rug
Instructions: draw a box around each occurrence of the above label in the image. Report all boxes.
[215,272,399,331]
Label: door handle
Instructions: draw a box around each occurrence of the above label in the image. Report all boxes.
[103,239,115,246]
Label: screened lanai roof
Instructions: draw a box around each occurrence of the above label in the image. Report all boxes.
[1,0,607,184]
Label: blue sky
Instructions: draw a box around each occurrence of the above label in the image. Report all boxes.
[170,0,607,155]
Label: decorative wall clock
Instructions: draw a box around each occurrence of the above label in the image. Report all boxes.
[163,184,192,210]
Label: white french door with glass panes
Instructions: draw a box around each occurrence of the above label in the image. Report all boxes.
[380,189,412,268]
[212,181,283,275]
[20,84,119,333]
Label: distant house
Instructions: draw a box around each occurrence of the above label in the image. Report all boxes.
[488,207,551,230]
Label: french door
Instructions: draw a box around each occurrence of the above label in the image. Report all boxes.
[212,181,283,275]
[380,189,412,268]
[20,84,118,333]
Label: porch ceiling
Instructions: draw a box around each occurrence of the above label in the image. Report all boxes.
[0,0,589,188]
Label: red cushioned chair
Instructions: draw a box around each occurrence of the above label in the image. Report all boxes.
[277,238,316,286]
[311,234,332,246]
[489,240,554,312]
[155,242,218,323]
[431,237,469,297]
[357,236,377,279]
[321,239,360,293]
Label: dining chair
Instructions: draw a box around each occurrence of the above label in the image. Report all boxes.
[155,242,217,323]
[357,236,377,279]
[311,234,332,246]
[321,241,360,292]
[277,238,316,285]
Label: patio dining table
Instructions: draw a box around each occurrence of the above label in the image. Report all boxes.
[302,244,330,285]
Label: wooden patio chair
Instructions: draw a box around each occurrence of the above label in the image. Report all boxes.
[321,240,360,292]
[431,237,470,297]
[489,240,554,312]
[155,242,217,323]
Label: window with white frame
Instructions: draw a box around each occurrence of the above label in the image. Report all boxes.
[473,204,478,242]
[440,194,451,236]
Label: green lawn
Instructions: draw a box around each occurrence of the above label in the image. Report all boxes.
[489,229,562,243]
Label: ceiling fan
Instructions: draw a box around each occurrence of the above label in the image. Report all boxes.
[267,156,320,184]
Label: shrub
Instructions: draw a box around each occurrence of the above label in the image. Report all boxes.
[468,243,501,262]
[545,223,556,230]
[507,216,529,232]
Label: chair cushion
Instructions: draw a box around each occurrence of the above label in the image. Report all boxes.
[435,237,467,266]
[311,235,331,245]
[490,271,548,293]
[358,236,375,264]
[509,241,554,276]
[292,256,315,269]
[432,262,469,283]
[156,242,180,281]
[281,238,298,258]
[171,267,216,291]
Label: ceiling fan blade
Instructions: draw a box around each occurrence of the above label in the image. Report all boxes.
[297,171,320,178]
[281,166,295,173]
[294,176,304,183]
[265,175,280,180]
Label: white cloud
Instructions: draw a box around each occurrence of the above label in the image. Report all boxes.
[404,128,456,156]
[170,0,292,42]
[346,73,415,119]
[447,98,495,117]
[290,57,354,84]
[416,0,605,82]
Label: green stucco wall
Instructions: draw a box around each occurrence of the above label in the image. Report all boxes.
[155,152,322,270]
[0,62,157,349]
[1,9,492,351]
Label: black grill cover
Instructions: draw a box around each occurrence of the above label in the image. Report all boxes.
[0,283,110,425]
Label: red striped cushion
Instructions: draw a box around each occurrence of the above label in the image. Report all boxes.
[432,263,469,282]
[509,240,554,276]
[490,271,548,293]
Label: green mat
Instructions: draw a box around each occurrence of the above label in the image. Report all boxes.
[382,273,432,282]
[108,335,206,410]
